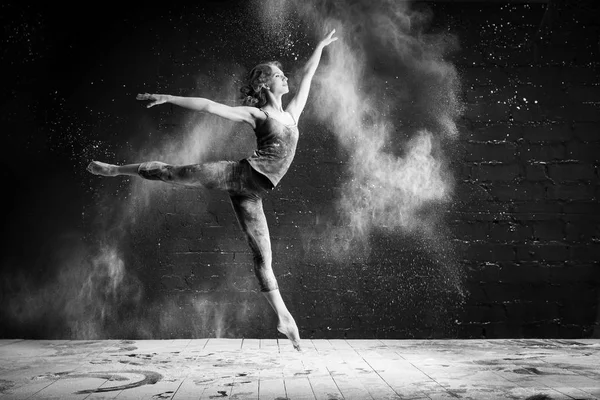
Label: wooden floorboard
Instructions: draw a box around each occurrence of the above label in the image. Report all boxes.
[0,339,598,399]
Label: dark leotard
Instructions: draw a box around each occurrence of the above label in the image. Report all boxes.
[246,109,299,188]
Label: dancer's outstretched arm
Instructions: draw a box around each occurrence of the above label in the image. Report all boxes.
[136,93,262,128]
[286,29,338,122]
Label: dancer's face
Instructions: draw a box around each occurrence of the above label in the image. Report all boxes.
[268,65,289,95]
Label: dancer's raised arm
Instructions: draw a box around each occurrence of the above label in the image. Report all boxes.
[286,29,338,122]
[136,93,261,128]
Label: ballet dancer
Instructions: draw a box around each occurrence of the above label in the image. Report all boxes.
[87,29,338,351]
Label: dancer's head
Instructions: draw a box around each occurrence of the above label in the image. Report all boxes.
[240,61,289,107]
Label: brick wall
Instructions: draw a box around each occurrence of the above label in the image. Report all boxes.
[121,2,599,340]
[0,2,584,338]
[447,1,600,338]
[112,2,598,340]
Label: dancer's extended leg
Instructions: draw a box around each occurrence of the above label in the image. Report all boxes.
[87,160,230,189]
[229,194,301,351]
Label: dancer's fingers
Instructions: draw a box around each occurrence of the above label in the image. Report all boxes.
[136,93,154,101]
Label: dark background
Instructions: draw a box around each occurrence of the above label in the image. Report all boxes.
[1,0,599,340]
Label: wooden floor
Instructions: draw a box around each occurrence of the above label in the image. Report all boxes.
[0,339,598,400]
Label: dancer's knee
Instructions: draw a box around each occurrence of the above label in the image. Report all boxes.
[253,251,272,269]
[258,271,279,292]
[138,161,173,182]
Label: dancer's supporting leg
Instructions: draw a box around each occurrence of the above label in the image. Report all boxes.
[229,194,301,351]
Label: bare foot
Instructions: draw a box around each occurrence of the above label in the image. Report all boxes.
[87,161,118,176]
[277,315,301,351]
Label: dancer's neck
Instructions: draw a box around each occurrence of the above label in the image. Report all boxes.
[265,93,284,113]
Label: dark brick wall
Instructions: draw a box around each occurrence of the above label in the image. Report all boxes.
[127,2,599,339]
[446,1,600,338]
[2,1,598,340]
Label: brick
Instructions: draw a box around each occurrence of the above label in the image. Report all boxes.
[466,86,506,104]
[167,251,234,267]
[464,103,510,122]
[450,221,488,241]
[520,284,576,303]
[188,238,249,253]
[549,264,600,284]
[557,303,596,326]
[503,301,533,320]
[513,66,562,87]
[565,219,600,242]
[512,105,547,123]
[523,322,560,338]
[542,103,577,122]
[525,164,549,181]
[519,143,566,162]
[463,68,511,87]
[562,201,600,215]
[567,85,600,103]
[547,163,596,181]
[465,243,515,261]
[464,305,506,323]
[569,244,600,262]
[505,301,561,322]
[510,201,562,215]
[480,282,526,302]
[561,67,600,85]
[473,86,533,107]
[164,212,217,230]
[452,205,516,222]
[515,244,569,262]
[172,187,211,203]
[566,141,600,162]
[488,47,535,67]
[546,184,595,201]
[532,220,566,241]
[573,123,600,142]
[536,45,583,66]
[488,221,532,243]
[473,164,520,181]
[573,103,600,122]
[463,143,517,162]
[499,263,552,284]
[465,261,501,282]
[173,200,213,216]
[515,85,565,105]
[488,182,546,201]
[472,124,521,141]
[203,226,235,239]
[511,213,561,222]
[522,125,572,143]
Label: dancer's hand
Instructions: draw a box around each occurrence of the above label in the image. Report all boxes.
[136,93,170,108]
[319,29,338,47]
